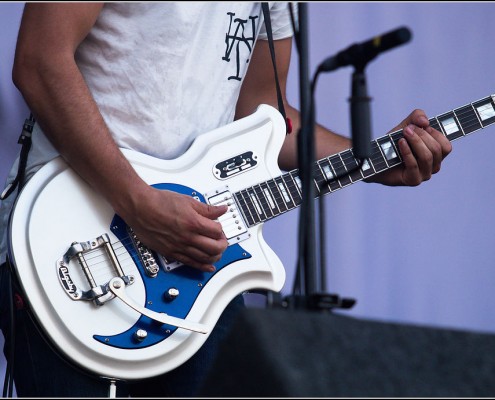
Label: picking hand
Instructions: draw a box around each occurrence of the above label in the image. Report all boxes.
[122,187,228,272]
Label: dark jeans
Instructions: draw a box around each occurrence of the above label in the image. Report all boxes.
[0,263,245,397]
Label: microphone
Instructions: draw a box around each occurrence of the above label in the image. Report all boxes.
[319,26,412,72]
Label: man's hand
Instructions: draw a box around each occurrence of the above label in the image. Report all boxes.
[368,109,453,186]
[122,187,228,273]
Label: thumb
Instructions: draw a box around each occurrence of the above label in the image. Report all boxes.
[197,202,228,220]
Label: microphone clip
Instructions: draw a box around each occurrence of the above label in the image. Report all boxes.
[318,26,412,73]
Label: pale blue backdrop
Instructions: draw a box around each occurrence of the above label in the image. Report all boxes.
[1,2,495,395]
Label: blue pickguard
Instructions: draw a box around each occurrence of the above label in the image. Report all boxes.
[93,183,251,349]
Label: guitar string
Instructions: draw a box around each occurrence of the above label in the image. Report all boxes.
[71,238,140,283]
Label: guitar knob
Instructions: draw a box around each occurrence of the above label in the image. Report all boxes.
[134,329,147,342]
[165,287,180,300]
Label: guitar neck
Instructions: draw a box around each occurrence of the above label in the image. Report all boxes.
[234,94,495,227]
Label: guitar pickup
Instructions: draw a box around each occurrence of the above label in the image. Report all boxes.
[206,187,250,245]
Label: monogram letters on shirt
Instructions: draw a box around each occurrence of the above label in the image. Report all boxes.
[222,11,259,81]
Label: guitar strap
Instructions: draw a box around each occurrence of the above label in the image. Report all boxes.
[0,114,34,202]
[0,259,17,398]
[261,2,292,134]
[0,114,34,397]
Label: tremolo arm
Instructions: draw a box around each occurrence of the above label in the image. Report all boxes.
[58,234,209,334]
[108,277,208,334]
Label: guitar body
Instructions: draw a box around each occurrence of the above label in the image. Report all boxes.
[7,104,287,381]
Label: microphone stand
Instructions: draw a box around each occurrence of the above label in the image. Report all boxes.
[273,3,355,312]
[296,3,317,299]
[268,16,411,312]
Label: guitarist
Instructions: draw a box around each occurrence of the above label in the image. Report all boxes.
[0,2,452,397]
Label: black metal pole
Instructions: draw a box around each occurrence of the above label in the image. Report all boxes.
[296,3,318,300]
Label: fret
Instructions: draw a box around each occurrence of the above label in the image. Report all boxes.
[473,97,495,127]
[454,104,482,134]
[274,176,296,210]
[247,187,267,221]
[369,141,388,172]
[360,157,375,179]
[328,154,352,186]
[281,173,302,206]
[293,173,303,197]
[452,110,466,137]
[317,159,341,192]
[471,104,484,128]
[389,130,403,147]
[240,189,260,225]
[262,181,282,216]
[429,118,442,135]
[340,149,364,182]
[267,178,289,213]
[266,179,284,212]
[437,111,463,140]
[377,135,401,168]
[313,162,331,195]
[310,163,323,194]
[253,184,275,219]
[234,190,257,226]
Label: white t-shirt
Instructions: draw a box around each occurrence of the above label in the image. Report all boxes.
[0,2,295,264]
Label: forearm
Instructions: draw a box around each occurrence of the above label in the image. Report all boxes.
[11,3,150,220]
[13,43,148,218]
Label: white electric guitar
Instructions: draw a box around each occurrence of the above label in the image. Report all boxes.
[7,96,495,381]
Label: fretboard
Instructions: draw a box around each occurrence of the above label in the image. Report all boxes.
[234,94,495,227]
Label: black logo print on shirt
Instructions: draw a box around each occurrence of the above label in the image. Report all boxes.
[222,12,258,81]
